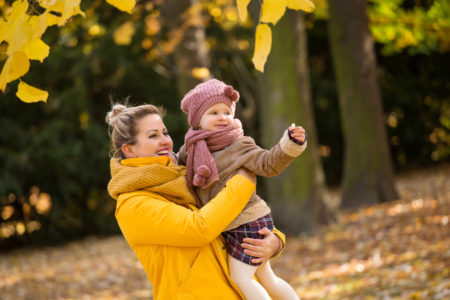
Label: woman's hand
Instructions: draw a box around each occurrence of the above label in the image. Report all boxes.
[240,227,281,264]
[236,167,256,185]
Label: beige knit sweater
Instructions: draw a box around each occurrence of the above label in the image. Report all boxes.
[178,130,307,231]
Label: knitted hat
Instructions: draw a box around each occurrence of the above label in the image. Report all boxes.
[180,79,240,128]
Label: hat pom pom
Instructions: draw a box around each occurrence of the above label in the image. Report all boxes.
[224,85,239,102]
[193,165,210,186]
[193,174,206,186]
[230,90,239,102]
[197,165,210,177]
[224,85,234,97]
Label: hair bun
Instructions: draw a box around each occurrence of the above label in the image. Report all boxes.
[106,104,127,126]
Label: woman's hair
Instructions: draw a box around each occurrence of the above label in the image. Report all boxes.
[106,102,165,158]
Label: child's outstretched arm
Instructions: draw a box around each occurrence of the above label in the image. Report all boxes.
[235,126,307,177]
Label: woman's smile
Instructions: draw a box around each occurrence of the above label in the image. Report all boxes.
[156,148,170,156]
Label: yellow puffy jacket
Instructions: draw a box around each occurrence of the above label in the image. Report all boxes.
[108,156,285,299]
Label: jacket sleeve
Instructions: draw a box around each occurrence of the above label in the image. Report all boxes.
[115,175,255,248]
[237,131,306,177]
[272,227,286,258]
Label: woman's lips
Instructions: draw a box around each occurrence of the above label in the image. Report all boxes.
[157,148,170,156]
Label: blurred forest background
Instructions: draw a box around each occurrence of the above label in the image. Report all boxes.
[0,0,449,251]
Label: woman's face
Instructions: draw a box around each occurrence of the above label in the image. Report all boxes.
[125,114,173,158]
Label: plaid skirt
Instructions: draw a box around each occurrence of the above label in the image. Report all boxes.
[222,213,274,266]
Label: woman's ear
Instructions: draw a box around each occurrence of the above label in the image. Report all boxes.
[121,144,136,158]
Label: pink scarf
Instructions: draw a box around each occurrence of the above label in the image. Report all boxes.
[184,119,243,192]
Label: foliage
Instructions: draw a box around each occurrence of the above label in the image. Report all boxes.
[369,0,450,55]
[0,0,315,102]
[0,0,135,102]
[305,1,450,184]
[310,0,450,55]
[0,0,185,248]
[237,0,315,71]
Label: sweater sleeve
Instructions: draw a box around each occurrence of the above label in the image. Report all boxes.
[115,175,255,247]
[235,132,305,177]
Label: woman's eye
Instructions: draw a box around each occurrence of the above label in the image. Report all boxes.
[149,134,157,139]
[163,132,169,136]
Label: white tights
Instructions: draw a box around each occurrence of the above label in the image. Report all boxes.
[228,255,300,300]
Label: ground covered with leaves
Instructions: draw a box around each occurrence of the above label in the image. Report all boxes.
[1,164,449,299]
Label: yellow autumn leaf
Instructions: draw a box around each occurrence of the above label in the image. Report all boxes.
[113,21,135,46]
[16,81,48,103]
[261,0,287,25]
[23,39,50,62]
[287,0,315,12]
[57,0,85,26]
[252,24,272,72]
[3,0,28,42]
[28,15,49,39]
[3,0,34,53]
[39,0,85,26]
[0,51,30,91]
[106,0,136,14]
[236,0,251,22]
[7,19,35,54]
[0,19,7,43]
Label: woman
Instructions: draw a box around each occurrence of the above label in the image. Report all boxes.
[106,103,285,299]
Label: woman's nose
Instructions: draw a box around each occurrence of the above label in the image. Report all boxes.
[161,135,171,144]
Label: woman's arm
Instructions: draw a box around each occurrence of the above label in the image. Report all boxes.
[116,172,255,248]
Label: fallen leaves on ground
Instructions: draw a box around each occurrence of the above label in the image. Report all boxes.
[0,164,449,299]
[271,164,450,300]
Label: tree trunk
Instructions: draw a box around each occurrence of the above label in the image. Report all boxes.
[259,11,332,235]
[161,0,211,95]
[328,0,398,208]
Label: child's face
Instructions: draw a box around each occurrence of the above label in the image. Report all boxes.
[198,103,233,131]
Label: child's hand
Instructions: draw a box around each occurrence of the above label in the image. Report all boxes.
[288,123,306,145]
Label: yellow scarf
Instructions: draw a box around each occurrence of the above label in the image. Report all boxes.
[108,156,196,207]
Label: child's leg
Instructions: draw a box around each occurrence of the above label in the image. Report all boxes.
[228,255,271,300]
[256,260,300,300]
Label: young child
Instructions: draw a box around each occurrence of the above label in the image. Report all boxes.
[178,79,306,300]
